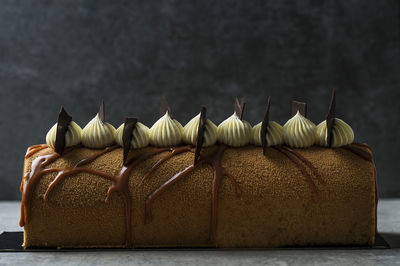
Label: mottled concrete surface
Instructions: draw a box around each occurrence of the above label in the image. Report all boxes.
[0,0,399,200]
[1,200,400,265]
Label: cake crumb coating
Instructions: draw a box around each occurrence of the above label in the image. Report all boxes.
[22,145,376,248]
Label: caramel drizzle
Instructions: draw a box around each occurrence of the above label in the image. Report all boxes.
[352,142,373,153]
[342,144,373,162]
[20,145,79,227]
[280,146,324,184]
[20,153,60,227]
[273,146,321,202]
[21,145,49,193]
[25,144,49,159]
[101,147,170,248]
[21,144,50,198]
[139,146,192,185]
[21,146,118,226]
[145,144,241,243]
[42,145,120,202]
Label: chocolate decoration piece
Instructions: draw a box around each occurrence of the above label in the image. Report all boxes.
[234,97,246,120]
[160,96,172,117]
[54,107,72,155]
[326,89,336,148]
[260,96,271,155]
[292,101,307,117]
[122,117,138,165]
[98,100,105,123]
[240,98,246,120]
[194,107,207,164]
[234,97,240,116]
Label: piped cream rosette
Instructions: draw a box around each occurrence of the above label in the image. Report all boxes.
[283,111,316,148]
[81,114,117,148]
[217,112,252,147]
[149,112,183,147]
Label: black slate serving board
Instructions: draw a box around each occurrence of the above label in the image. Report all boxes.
[0,231,391,252]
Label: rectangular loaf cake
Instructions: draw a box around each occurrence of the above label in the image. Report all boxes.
[20,143,377,248]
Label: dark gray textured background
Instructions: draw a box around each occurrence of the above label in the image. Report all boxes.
[0,0,399,200]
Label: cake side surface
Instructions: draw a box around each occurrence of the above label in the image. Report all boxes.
[21,144,376,248]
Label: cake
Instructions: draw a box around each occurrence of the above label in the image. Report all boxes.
[19,92,378,249]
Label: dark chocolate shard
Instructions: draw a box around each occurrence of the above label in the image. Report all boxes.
[326,88,336,148]
[234,97,241,118]
[234,97,246,120]
[54,107,72,155]
[240,98,246,120]
[160,96,172,117]
[261,96,271,155]
[98,100,105,123]
[122,117,138,165]
[194,107,207,164]
[292,101,307,117]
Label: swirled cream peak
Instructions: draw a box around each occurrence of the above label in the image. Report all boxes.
[217,112,251,147]
[315,118,354,147]
[149,112,183,147]
[251,121,284,147]
[81,113,116,148]
[46,121,82,149]
[115,122,150,149]
[283,111,316,148]
[183,112,218,147]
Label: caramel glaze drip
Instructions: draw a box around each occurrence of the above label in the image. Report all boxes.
[273,146,321,203]
[144,144,241,244]
[20,154,60,227]
[42,145,120,202]
[100,147,170,248]
[25,144,49,159]
[20,145,81,227]
[20,144,49,193]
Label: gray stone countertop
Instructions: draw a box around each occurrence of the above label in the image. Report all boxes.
[1,199,399,266]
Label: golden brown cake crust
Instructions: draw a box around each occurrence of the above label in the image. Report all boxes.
[21,144,377,248]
